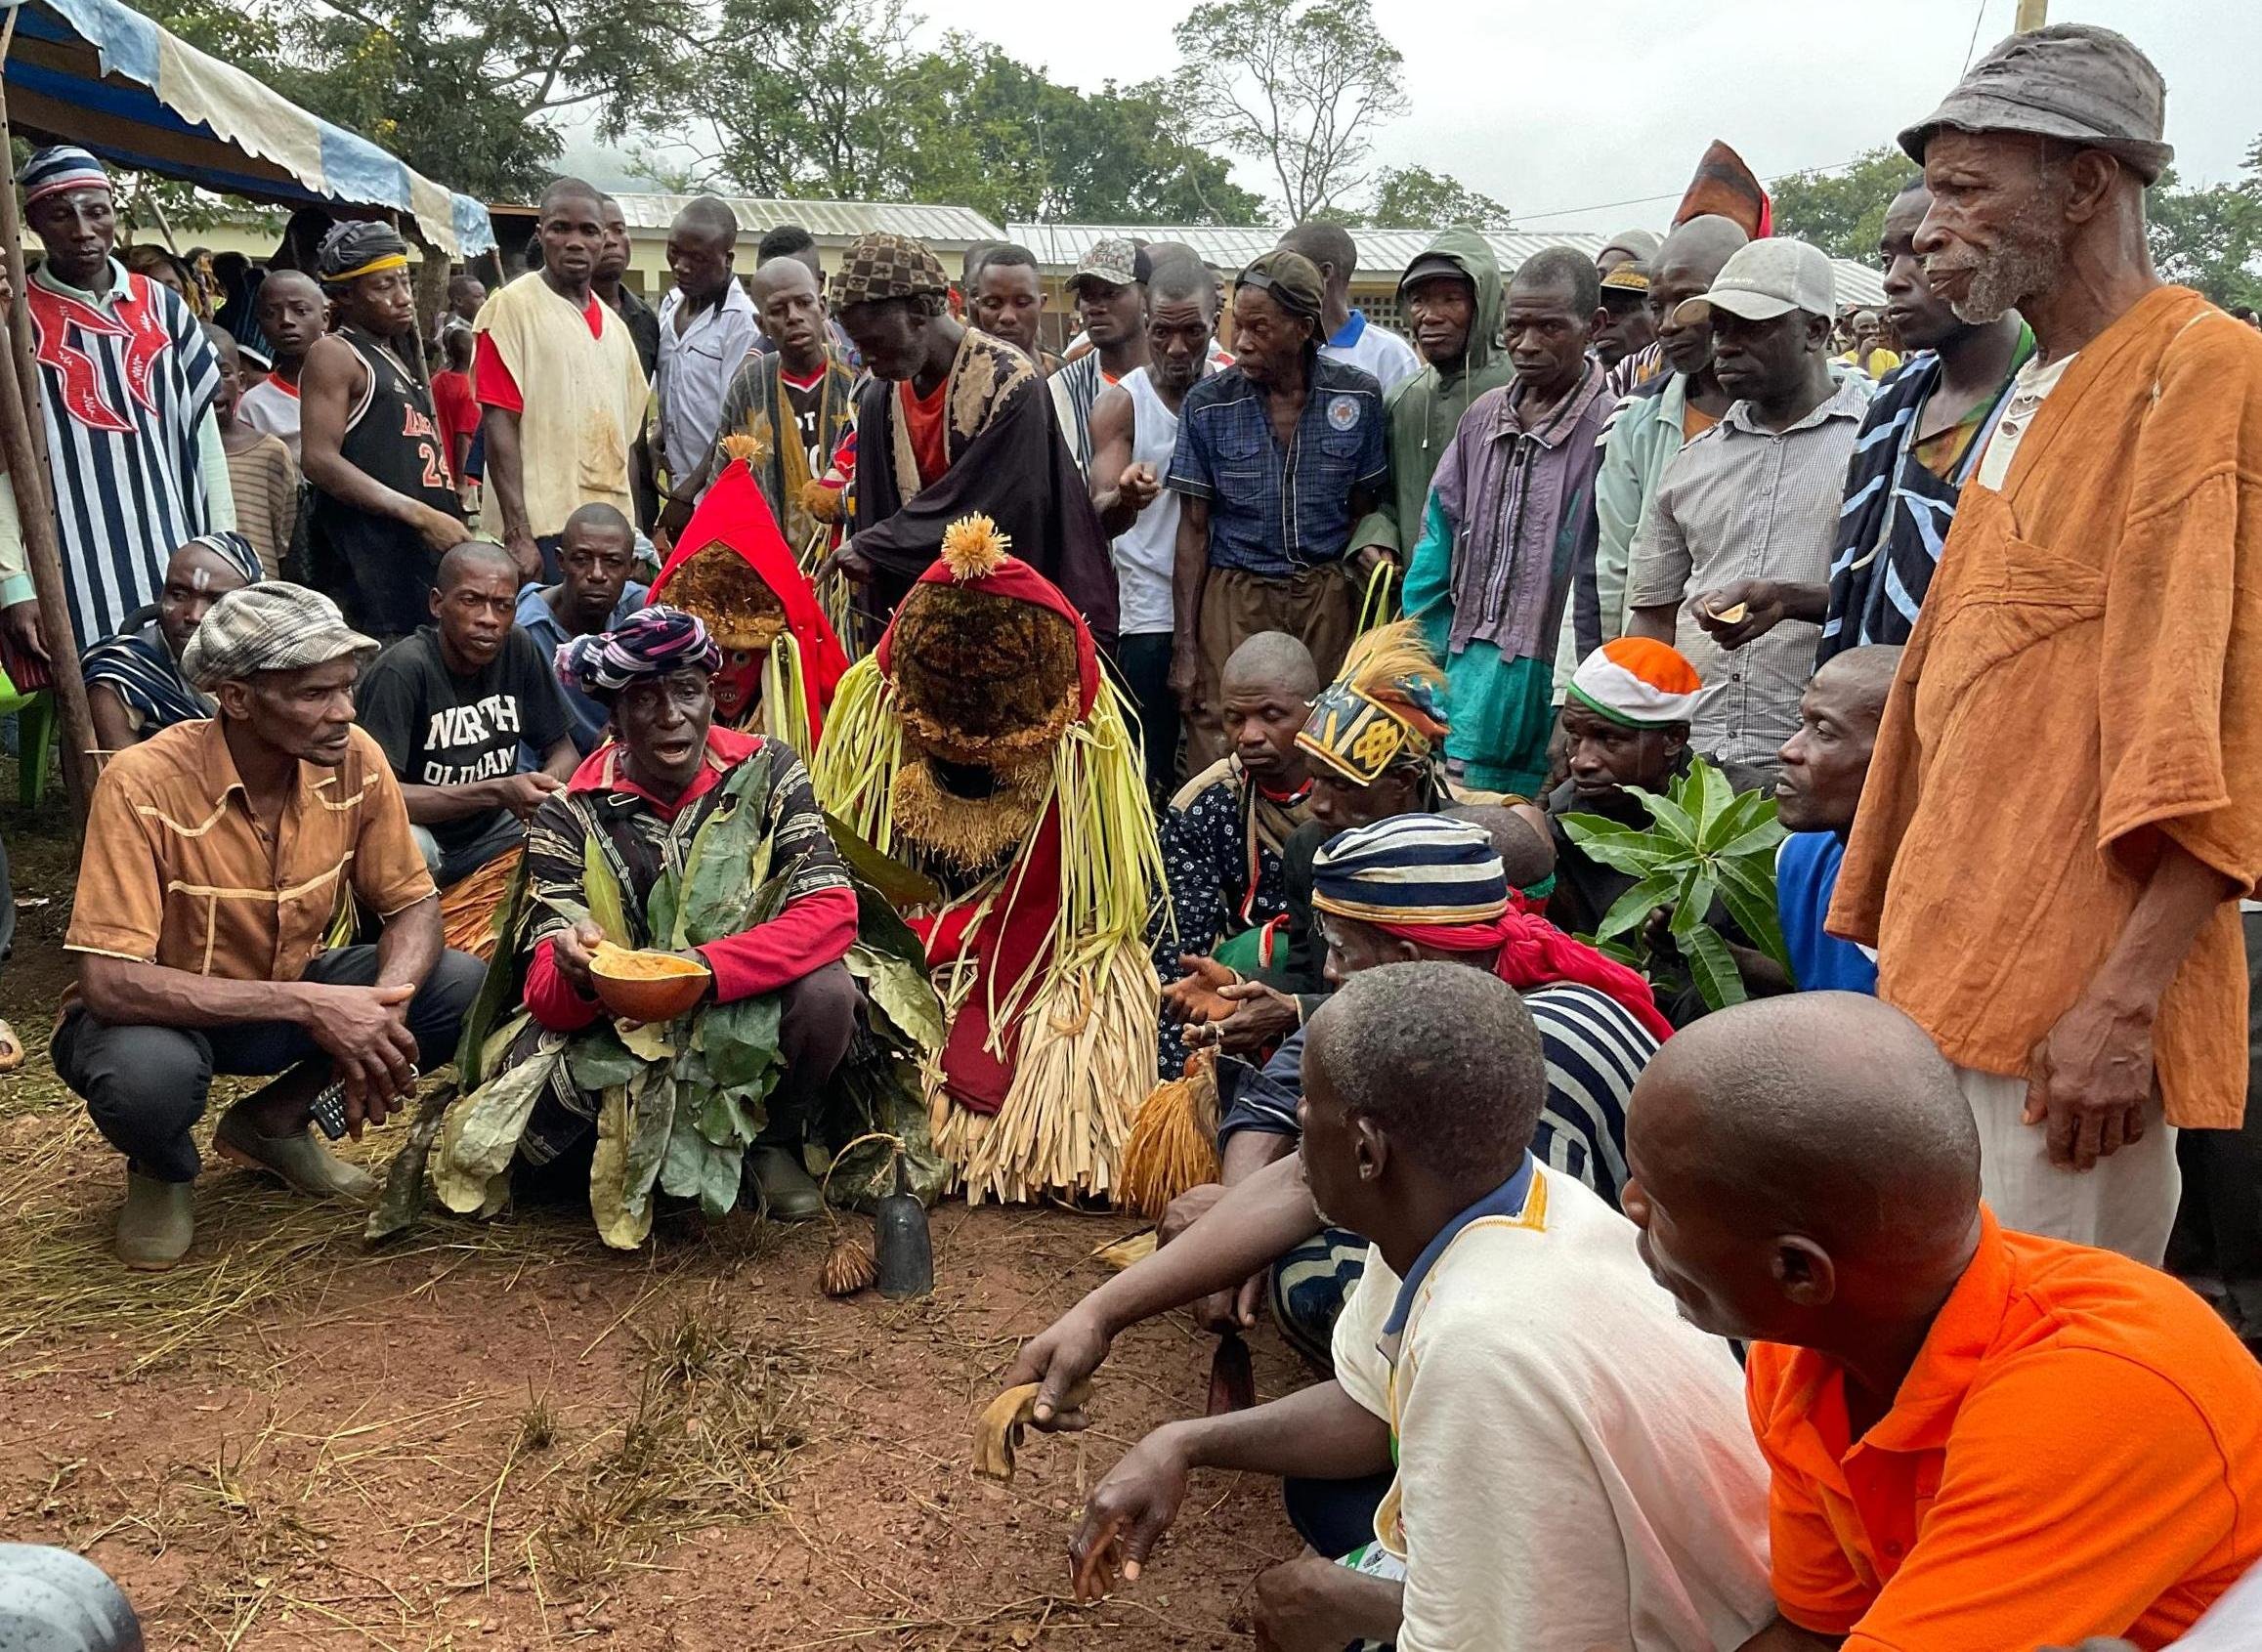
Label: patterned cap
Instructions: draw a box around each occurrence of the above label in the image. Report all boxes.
[21,146,109,211]
[180,582,377,690]
[831,232,950,311]
[1567,638,1708,728]
[555,605,722,699]
[1600,261,1651,294]
[1311,814,1510,926]
[1073,235,1145,288]
[1297,620,1449,787]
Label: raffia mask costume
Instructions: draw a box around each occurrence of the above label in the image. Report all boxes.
[646,456,851,754]
[814,515,1163,1204]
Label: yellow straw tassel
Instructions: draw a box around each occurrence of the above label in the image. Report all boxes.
[1117,1051,1221,1219]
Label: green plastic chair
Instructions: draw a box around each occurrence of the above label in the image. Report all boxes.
[0,665,56,808]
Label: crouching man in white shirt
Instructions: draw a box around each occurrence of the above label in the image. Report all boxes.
[1068,960,1773,1651]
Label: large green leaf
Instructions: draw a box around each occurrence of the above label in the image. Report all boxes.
[645,868,680,954]
[696,1135,744,1219]
[1558,814,1688,879]
[1623,782,1699,848]
[588,1084,651,1250]
[620,1065,677,1221]
[675,790,769,948]
[452,861,532,1087]
[1681,921,1749,1012]
[1714,818,1790,864]
[582,833,632,946]
[617,1017,676,1062]
[704,994,784,1088]
[364,1081,455,1245]
[847,943,946,1052]
[827,810,943,910]
[1689,760,1735,844]
[696,1083,765,1149]
[565,1024,645,1093]
[1715,856,1792,974]
[660,1098,709,1200]
[1593,871,1680,944]
[433,1041,560,1214]
[1669,870,1719,944]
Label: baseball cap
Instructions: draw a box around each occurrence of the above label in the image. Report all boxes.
[1600,261,1651,296]
[1073,235,1146,289]
[1672,237,1835,326]
[1235,249,1325,320]
[1398,251,1473,294]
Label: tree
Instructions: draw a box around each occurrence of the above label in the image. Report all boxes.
[1366,164,1509,229]
[2147,144,2262,312]
[658,0,1265,225]
[1170,0,1409,221]
[127,0,705,202]
[1769,146,1920,262]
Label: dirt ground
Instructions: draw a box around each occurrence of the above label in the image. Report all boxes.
[0,794,1302,1650]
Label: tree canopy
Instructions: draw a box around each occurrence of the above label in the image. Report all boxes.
[1365,165,1511,230]
[1769,147,1921,263]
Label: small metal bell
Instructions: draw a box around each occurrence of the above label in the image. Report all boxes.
[873,1152,932,1300]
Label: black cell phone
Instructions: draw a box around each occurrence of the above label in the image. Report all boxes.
[310,1065,418,1139]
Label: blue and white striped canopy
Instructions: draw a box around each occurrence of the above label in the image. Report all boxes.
[2,0,495,256]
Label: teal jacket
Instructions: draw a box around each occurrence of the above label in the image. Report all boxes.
[1552,370,1692,696]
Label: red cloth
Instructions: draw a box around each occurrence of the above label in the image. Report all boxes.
[908,805,1066,1113]
[431,367,478,477]
[877,551,1102,1111]
[899,376,949,487]
[1374,911,1675,1044]
[647,459,851,743]
[527,725,860,1032]
[472,331,522,412]
[1675,140,1772,237]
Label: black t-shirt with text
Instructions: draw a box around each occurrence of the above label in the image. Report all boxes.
[359,626,570,862]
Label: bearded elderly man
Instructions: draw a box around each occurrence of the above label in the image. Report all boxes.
[1834,24,2262,1265]
[54,583,483,1270]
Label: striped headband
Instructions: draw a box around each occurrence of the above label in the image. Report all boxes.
[178,531,268,589]
[1310,814,1510,927]
[1568,637,1709,728]
[556,605,721,699]
[21,146,109,211]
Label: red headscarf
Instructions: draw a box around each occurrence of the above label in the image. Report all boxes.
[649,458,851,741]
[1374,911,1675,1044]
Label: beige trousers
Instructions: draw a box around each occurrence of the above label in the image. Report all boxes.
[1955,1065,2180,1266]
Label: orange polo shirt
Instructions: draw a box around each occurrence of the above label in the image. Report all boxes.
[1747,1209,2262,1651]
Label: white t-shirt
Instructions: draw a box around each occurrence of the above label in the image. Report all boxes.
[1322,311,1422,396]
[1976,349,2076,490]
[1331,1165,1773,1652]
[237,376,302,463]
[1112,364,1204,636]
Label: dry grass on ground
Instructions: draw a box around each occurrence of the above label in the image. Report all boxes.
[0,795,1298,1649]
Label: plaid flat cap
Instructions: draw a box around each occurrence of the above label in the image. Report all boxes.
[180,581,378,690]
[831,232,950,311]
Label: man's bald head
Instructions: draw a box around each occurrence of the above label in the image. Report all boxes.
[1775,646,1901,832]
[1816,645,1900,725]
[749,255,819,308]
[1443,802,1555,892]
[1626,994,1981,1342]
[1221,630,1318,699]
[436,538,522,593]
[1656,215,1750,287]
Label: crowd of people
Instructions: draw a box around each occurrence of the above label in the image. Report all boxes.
[3,18,2261,1651]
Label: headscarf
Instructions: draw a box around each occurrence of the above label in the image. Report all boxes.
[555,605,721,700]
[1296,620,1449,786]
[830,233,950,312]
[1313,813,1675,1042]
[22,146,108,211]
[83,531,271,733]
[180,582,377,690]
[1567,638,1709,729]
[317,220,411,286]
[179,530,268,588]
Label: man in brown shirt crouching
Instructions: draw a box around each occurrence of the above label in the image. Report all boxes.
[53,582,483,1270]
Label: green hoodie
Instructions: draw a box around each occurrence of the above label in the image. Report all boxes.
[1350,229,1514,558]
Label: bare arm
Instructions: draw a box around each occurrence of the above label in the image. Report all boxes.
[1627,602,1680,643]
[481,404,539,575]
[79,953,329,1030]
[300,337,459,556]
[87,682,141,753]
[1087,386,1144,539]
[373,891,444,992]
[540,735,578,784]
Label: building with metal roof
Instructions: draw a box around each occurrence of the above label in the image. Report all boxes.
[1006,222,1887,317]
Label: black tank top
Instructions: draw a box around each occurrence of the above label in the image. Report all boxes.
[311,327,464,637]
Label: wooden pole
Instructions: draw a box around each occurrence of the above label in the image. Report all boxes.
[2015,0,2049,31]
[0,34,103,818]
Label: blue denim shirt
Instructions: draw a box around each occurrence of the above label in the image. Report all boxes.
[1166,355,1388,576]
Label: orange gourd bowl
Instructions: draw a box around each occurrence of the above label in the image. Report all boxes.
[590,945,711,1022]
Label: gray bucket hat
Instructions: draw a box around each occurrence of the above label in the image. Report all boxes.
[1899,23,2172,183]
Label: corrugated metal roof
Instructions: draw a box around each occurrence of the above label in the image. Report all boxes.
[609,194,1004,243]
[1004,221,1884,309]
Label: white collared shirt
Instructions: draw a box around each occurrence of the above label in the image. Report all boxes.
[655,277,761,472]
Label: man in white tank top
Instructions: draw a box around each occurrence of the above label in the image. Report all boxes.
[1088,255,1219,803]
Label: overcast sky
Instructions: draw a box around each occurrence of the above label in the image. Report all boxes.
[570,1,2257,232]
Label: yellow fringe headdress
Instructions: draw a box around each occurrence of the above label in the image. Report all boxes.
[1296,618,1450,786]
